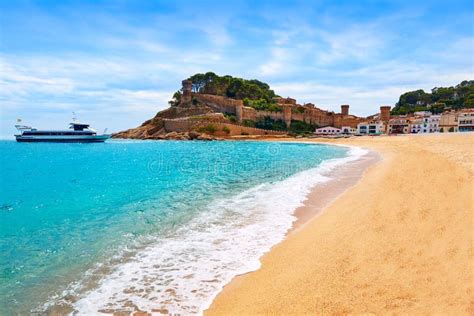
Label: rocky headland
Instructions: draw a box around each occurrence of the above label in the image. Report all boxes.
[113,72,366,140]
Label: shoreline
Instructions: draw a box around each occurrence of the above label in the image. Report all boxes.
[206,133,474,315]
[200,144,379,314]
[291,148,379,231]
[194,143,379,314]
[196,143,376,314]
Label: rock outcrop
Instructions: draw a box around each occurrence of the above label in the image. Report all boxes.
[112,104,217,140]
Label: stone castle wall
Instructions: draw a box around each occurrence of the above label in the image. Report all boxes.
[306,109,335,126]
[178,81,365,129]
[163,119,195,132]
[241,107,257,121]
[254,110,284,121]
[292,113,305,121]
[163,117,285,136]
[212,123,285,136]
[333,115,365,128]
[194,94,242,115]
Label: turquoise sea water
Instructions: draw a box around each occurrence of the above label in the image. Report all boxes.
[0,140,349,314]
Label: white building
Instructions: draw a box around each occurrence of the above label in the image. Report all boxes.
[341,126,357,134]
[409,117,423,133]
[314,126,342,135]
[414,111,432,116]
[357,121,385,135]
[458,110,474,132]
[409,114,440,133]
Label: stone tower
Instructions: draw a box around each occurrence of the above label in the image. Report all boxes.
[341,105,349,116]
[282,104,292,128]
[277,97,296,128]
[235,100,244,123]
[380,106,391,122]
[181,79,193,105]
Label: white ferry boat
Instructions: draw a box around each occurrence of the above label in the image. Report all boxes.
[15,118,111,143]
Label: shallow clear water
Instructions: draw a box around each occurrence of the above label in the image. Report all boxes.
[0,139,350,314]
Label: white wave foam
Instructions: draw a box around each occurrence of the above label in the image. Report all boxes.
[71,145,368,315]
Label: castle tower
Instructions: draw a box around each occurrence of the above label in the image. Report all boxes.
[282,104,292,128]
[235,100,244,123]
[341,105,349,116]
[380,106,391,122]
[181,79,193,105]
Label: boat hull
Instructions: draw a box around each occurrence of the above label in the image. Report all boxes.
[15,135,111,143]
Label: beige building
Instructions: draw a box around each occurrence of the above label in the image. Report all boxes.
[388,117,410,134]
[439,111,458,133]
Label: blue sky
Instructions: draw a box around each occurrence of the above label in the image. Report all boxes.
[1,0,473,138]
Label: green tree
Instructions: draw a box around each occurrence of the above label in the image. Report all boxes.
[464,93,474,108]
[432,87,454,102]
[168,91,182,106]
[185,72,278,103]
[255,116,286,130]
[243,98,281,111]
[391,80,474,114]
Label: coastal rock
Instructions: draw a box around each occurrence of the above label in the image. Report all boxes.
[188,130,201,140]
[146,134,165,140]
[197,133,213,141]
[177,133,191,140]
[164,131,179,139]
[147,125,163,135]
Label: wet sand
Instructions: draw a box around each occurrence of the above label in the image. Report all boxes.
[207,133,474,315]
[292,148,379,231]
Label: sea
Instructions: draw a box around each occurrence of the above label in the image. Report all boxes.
[0,139,365,315]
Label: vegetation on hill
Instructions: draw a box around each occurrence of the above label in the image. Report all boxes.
[252,116,317,134]
[243,98,281,111]
[169,72,281,111]
[391,80,474,115]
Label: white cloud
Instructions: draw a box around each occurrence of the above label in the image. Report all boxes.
[271,66,471,117]
[259,47,291,76]
[256,21,385,77]
[0,54,176,137]
[203,26,232,47]
[315,26,384,64]
[271,81,412,116]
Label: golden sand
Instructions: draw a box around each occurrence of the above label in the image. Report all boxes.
[206,133,474,315]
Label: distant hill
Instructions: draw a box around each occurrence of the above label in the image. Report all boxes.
[169,72,281,111]
[391,80,474,115]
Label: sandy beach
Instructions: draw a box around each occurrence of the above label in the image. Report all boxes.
[207,133,474,315]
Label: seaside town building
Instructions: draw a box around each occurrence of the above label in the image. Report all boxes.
[314,126,342,135]
[409,112,440,133]
[357,121,385,135]
[423,114,440,133]
[356,106,391,135]
[457,110,474,132]
[388,117,410,134]
[341,126,357,134]
[439,111,458,133]
[409,117,424,134]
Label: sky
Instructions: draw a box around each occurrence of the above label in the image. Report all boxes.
[1,0,473,138]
